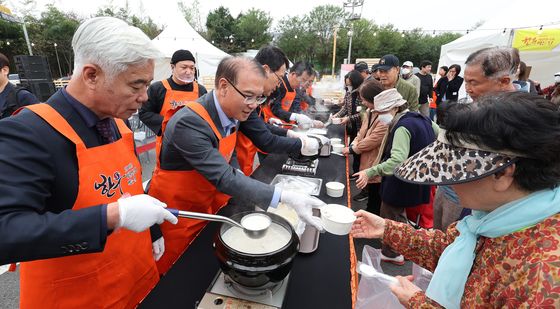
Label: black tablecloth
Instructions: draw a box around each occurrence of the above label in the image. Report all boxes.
[140,125,353,309]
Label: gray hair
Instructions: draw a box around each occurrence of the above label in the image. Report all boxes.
[214,56,265,88]
[72,17,163,80]
[465,47,520,81]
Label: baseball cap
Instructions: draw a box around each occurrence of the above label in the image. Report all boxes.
[378,54,400,71]
[402,61,414,67]
[355,61,369,73]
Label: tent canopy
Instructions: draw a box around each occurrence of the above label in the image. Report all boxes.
[152,12,229,82]
[438,1,560,98]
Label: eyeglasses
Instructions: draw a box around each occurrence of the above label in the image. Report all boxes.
[272,72,284,86]
[224,78,267,105]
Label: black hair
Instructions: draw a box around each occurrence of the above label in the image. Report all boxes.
[255,45,290,72]
[448,64,461,75]
[0,53,9,68]
[442,92,560,191]
[289,61,314,77]
[359,79,384,103]
[440,66,449,74]
[420,60,432,69]
[347,70,364,89]
[518,61,529,81]
[215,57,265,88]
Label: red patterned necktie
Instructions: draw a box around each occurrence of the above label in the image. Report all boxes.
[95,119,115,144]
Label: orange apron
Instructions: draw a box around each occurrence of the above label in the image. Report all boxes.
[300,86,313,111]
[155,80,199,163]
[261,78,296,124]
[19,104,157,309]
[235,107,268,176]
[159,79,199,117]
[148,102,236,275]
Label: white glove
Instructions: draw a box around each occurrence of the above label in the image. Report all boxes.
[280,190,325,231]
[152,237,165,261]
[116,194,178,232]
[268,117,283,126]
[312,120,325,128]
[287,130,305,139]
[300,136,320,156]
[291,113,313,129]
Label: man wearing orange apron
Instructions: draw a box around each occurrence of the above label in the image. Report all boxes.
[139,49,208,135]
[149,57,326,275]
[235,46,309,176]
[261,61,315,127]
[0,17,177,308]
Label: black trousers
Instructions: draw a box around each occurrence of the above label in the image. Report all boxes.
[366,183,382,215]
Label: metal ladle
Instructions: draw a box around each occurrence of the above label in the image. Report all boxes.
[167,209,270,239]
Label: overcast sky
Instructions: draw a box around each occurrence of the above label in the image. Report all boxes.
[5,0,524,34]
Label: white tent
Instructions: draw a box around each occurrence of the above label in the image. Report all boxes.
[438,1,560,98]
[151,12,230,82]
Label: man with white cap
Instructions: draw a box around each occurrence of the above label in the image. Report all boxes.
[401,60,421,96]
[354,88,438,265]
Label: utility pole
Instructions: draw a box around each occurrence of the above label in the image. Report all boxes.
[343,0,364,64]
[331,26,338,77]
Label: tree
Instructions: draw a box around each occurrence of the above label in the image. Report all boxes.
[305,5,347,73]
[206,6,235,53]
[276,16,315,62]
[234,9,272,51]
[95,4,162,39]
[178,0,205,35]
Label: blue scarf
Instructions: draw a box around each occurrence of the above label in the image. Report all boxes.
[425,187,560,309]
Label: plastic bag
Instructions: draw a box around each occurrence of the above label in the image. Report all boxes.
[356,245,404,309]
[412,263,433,292]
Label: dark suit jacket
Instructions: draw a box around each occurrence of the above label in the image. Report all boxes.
[0,90,122,264]
[160,91,298,208]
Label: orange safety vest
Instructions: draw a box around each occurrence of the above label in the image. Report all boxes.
[261,78,296,124]
[19,104,157,309]
[158,79,199,117]
[148,102,236,275]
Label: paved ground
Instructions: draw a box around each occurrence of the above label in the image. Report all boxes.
[0,150,412,308]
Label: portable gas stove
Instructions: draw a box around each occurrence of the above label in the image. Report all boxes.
[197,271,289,309]
[281,158,318,176]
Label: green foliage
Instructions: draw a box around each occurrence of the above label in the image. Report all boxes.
[94,5,162,39]
[178,0,205,35]
[206,6,236,52]
[235,9,272,52]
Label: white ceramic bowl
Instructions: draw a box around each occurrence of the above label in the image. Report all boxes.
[321,204,356,235]
[330,137,342,145]
[326,181,345,197]
[332,143,344,154]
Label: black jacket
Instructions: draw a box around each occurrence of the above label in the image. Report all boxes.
[139,78,207,135]
[434,76,464,103]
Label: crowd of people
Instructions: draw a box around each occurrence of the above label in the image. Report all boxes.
[0,14,559,309]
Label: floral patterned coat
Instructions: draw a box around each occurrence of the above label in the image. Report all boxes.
[383,213,560,308]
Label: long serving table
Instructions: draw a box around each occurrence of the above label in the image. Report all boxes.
[140,124,357,309]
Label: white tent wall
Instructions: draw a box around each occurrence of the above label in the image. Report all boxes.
[437,0,560,99]
[151,12,230,82]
